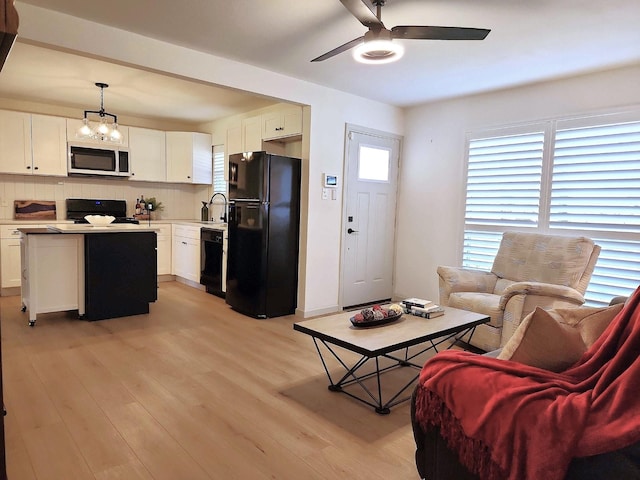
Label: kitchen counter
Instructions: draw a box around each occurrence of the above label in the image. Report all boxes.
[46,224,159,233]
[20,227,157,325]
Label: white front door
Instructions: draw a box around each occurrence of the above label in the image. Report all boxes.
[341,126,401,308]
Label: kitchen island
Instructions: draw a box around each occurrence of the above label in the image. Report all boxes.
[20,224,158,326]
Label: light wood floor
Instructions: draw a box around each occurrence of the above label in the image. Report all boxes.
[0,282,426,480]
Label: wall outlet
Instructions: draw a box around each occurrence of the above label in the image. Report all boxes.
[322,188,329,200]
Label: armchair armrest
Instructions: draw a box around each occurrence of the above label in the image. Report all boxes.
[437,266,497,305]
[498,281,585,309]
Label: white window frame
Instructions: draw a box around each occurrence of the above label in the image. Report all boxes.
[462,108,640,306]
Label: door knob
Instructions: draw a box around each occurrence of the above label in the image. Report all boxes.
[347,228,358,234]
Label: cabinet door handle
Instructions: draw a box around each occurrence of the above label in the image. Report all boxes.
[26,166,31,169]
[34,166,39,170]
[182,241,187,245]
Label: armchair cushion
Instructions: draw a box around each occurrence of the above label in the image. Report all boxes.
[448,292,503,328]
[491,232,596,289]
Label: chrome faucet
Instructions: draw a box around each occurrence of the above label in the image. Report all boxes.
[209,192,228,223]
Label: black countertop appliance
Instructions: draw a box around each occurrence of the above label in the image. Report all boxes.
[226,151,301,318]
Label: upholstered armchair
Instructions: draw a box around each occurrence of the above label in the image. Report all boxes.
[437,232,601,351]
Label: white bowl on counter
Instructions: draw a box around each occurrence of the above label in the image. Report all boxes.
[84,215,115,226]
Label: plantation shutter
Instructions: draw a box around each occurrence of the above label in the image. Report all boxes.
[550,118,640,303]
[462,127,546,270]
[212,145,226,194]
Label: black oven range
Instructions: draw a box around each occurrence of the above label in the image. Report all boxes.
[66,198,139,224]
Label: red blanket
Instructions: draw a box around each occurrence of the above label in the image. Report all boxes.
[414,286,640,480]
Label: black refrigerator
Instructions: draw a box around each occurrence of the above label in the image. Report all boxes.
[226,151,301,318]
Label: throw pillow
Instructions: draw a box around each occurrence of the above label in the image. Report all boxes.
[497,306,586,372]
[549,303,624,347]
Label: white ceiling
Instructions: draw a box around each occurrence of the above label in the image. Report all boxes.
[3,0,640,123]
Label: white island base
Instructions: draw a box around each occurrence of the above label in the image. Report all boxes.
[20,233,85,326]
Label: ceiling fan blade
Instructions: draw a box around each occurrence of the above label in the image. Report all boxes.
[340,0,384,29]
[311,36,364,62]
[391,25,490,40]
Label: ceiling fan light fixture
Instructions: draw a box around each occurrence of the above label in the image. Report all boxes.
[353,39,404,64]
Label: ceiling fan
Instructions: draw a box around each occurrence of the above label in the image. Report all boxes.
[311,0,490,64]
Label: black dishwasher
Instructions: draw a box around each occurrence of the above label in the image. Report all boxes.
[200,228,225,298]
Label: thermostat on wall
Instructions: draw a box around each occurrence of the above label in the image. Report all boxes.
[323,174,338,188]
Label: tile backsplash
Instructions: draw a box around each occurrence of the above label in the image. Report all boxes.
[0,174,207,221]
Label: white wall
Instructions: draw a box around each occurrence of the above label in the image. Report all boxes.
[396,64,640,303]
[16,3,404,317]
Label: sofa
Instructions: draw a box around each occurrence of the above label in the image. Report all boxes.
[437,232,601,352]
[410,293,640,480]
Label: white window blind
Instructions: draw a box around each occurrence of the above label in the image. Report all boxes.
[465,130,545,228]
[461,112,640,306]
[212,145,226,194]
[462,128,545,271]
[550,120,640,232]
[550,119,640,303]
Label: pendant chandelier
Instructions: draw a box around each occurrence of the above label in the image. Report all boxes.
[76,82,122,144]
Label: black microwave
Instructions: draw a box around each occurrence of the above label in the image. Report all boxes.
[68,144,130,177]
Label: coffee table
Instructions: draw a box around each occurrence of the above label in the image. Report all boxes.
[293,306,489,414]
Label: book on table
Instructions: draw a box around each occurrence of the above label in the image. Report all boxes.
[401,298,433,309]
[410,304,445,318]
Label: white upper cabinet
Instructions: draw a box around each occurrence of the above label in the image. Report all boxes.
[243,115,263,152]
[166,131,212,184]
[129,126,167,182]
[0,110,31,175]
[226,116,262,156]
[31,114,68,176]
[66,118,129,147]
[226,121,242,157]
[262,105,302,140]
[0,111,67,176]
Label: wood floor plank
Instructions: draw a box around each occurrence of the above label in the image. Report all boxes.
[1,282,421,480]
[21,422,95,480]
[104,402,212,480]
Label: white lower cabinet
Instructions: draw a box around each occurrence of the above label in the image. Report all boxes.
[171,224,201,283]
[1,225,43,290]
[21,233,84,325]
[155,224,172,275]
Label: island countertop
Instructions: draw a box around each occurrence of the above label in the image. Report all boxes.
[45,224,159,234]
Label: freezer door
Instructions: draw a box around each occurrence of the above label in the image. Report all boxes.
[228,152,267,201]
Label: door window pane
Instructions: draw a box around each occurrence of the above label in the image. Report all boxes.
[358,145,390,181]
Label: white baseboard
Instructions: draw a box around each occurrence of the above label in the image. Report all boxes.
[296,304,341,318]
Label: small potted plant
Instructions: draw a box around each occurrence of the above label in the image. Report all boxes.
[144,197,164,219]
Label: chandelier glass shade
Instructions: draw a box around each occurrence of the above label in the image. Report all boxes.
[76,82,123,144]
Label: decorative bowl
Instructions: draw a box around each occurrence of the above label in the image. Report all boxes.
[84,215,115,226]
[350,310,403,328]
